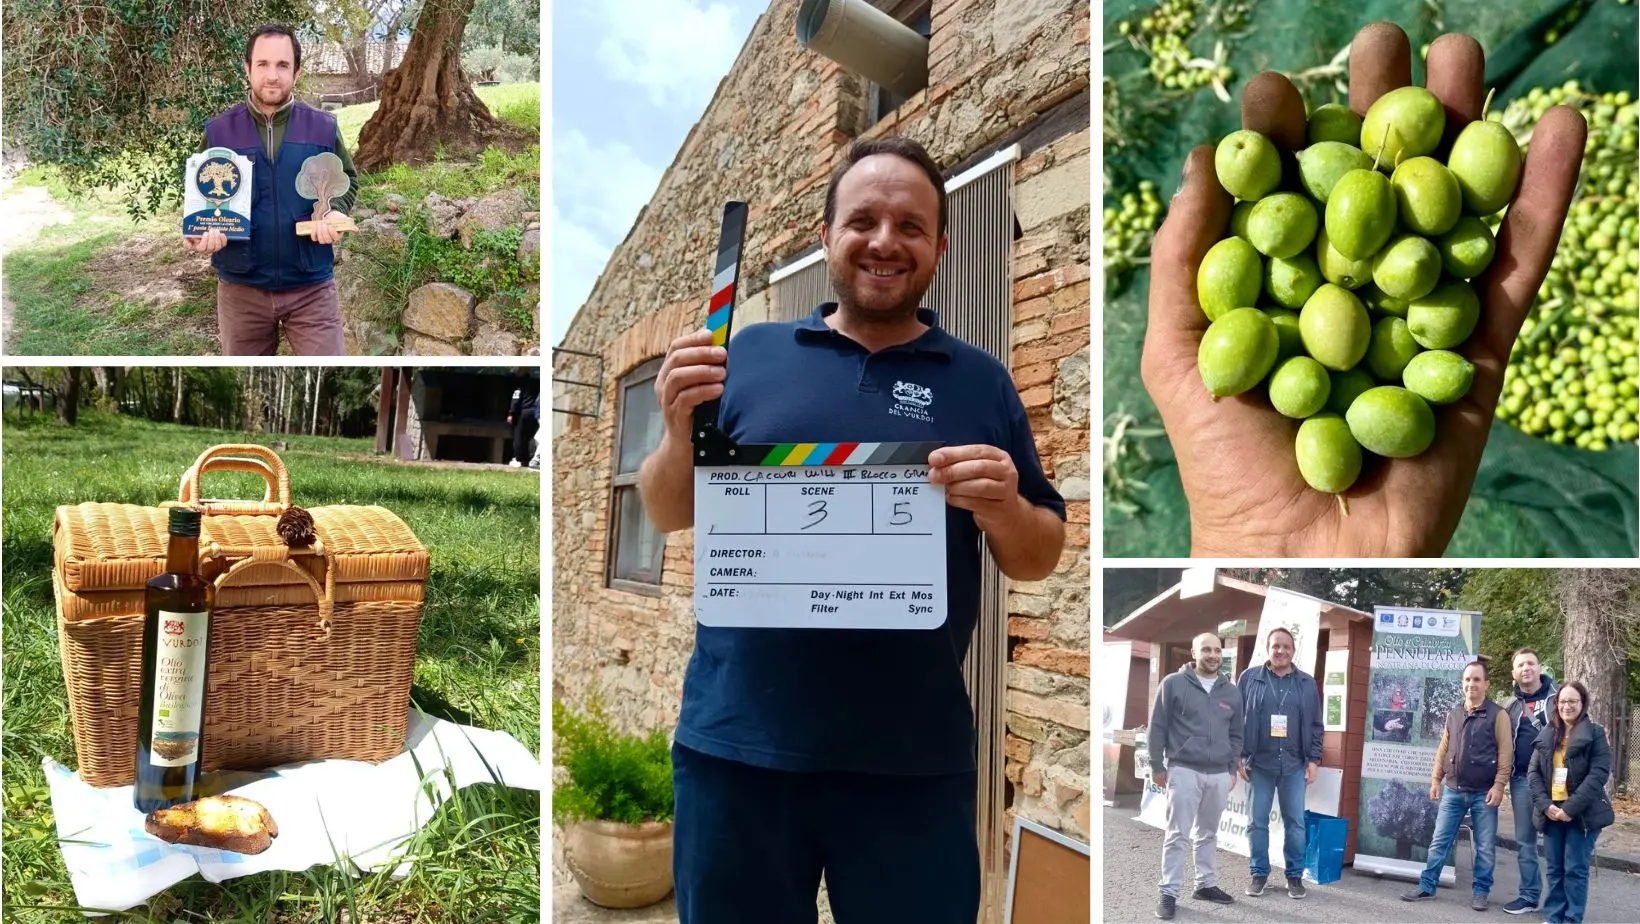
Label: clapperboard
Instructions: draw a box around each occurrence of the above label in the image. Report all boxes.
[691,202,947,630]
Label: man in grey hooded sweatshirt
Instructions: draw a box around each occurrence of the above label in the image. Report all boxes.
[1149,632,1244,920]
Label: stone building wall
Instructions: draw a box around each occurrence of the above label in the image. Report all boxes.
[553,0,1090,843]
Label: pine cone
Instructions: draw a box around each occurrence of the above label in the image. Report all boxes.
[277,506,316,547]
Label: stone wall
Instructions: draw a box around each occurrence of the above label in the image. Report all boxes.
[553,0,1091,843]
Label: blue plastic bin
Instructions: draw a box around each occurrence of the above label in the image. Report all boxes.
[1304,810,1347,884]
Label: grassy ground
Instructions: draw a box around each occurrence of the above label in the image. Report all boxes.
[1,413,541,921]
[2,82,541,356]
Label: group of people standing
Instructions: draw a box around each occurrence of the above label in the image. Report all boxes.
[1147,638,1616,924]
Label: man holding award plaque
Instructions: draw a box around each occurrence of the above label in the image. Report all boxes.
[638,137,1067,922]
[182,24,357,355]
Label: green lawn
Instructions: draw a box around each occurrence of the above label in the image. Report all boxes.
[1,413,540,921]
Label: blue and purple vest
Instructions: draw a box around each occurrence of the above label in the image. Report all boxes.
[203,102,337,291]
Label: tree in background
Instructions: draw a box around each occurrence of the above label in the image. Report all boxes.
[1557,570,1639,738]
[1102,568,1181,628]
[355,0,524,171]
[1,0,312,219]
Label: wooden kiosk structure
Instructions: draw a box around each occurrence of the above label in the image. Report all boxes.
[1106,573,1376,861]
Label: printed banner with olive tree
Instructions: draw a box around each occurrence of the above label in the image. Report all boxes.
[1354,606,1483,882]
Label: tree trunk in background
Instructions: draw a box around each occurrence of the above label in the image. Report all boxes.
[173,368,185,423]
[312,368,325,434]
[59,368,79,425]
[1558,569,1635,739]
[354,0,514,171]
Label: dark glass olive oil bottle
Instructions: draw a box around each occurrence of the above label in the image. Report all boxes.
[134,508,214,812]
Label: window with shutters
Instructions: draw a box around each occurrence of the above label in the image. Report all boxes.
[606,357,666,593]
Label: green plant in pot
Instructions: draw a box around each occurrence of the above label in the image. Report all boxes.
[552,697,675,909]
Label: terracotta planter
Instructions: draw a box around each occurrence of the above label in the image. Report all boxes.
[563,819,674,908]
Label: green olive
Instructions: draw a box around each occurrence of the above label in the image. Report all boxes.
[1346,386,1437,458]
[1295,412,1363,493]
[1198,307,1280,397]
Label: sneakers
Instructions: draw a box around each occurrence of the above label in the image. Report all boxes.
[1155,895,1176,920]
[1503,897,1538,915]
[1193,885,1235,904]
[1401,888,1437,901]
[1472,894,1489,912]
[507,459,522,468]
[1245,875,1267,896]
[1287,876,1307,899]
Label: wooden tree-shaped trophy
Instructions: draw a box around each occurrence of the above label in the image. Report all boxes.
[294,153,358,237]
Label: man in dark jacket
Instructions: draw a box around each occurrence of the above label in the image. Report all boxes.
[1501,647,1558,915]
[184,24,355,355]
[1149,633,1244,920]
[1237,626,1324,900]
[1402,660,1513,911]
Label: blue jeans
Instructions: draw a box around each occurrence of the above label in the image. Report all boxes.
[1543,820,1600,924]
[1511,774,1542,904]
[1419,787,1498,896]
[1248,765,1307,879]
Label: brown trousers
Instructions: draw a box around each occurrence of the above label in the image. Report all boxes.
[215,277,346,356]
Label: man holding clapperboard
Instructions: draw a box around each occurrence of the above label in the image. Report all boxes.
[182,24,356,356]
[638,136,1067,922]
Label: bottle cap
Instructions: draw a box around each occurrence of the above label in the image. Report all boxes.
[169,507,202,538]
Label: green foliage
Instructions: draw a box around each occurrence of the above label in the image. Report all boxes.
[552,697,674,827]
[391,208,531,309]
[465,0,539,58]
[2,0,316,220]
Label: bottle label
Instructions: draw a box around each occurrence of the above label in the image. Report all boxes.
[150,609,208,767]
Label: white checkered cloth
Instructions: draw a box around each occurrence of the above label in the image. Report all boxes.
[46,711,542,914]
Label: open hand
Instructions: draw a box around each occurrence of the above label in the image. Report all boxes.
[1142,22,1587,556]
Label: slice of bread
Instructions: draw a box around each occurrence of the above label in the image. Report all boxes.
[144,794,279,855]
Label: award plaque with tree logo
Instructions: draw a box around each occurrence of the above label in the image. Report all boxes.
[293,152,357,238]
[183,147,253,240]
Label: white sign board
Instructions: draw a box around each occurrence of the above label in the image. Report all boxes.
[1250,587,1323,675]
[1102,641,1133,741]
[1180,567,1216,598]
[693,465,947,629]
[1323,650,1349,732]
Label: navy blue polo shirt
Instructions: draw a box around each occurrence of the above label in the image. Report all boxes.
[674,303,1066,776]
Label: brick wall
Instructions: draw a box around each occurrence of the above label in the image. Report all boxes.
[553,0,1090,841]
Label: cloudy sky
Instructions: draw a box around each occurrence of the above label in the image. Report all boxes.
[551,0,767,346]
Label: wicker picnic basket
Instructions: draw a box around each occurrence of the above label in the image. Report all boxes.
[52,444,430,787]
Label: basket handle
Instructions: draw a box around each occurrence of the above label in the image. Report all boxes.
[177,444,292,514]
[212,551,338,639]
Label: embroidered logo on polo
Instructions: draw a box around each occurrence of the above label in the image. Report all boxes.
[890,380,934,422]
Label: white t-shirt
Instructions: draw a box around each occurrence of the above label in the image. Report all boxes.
[1193,671,1216,694]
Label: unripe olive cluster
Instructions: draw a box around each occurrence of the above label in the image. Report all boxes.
[1196,89,1526,496]
[1115,0,1235,92]
[1104,179,1163,290]
[1497,82,1638,451]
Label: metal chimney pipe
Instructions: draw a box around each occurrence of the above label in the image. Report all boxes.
[796,0,929,99]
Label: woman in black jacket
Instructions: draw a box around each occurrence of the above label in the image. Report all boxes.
[1528,681,1615,924]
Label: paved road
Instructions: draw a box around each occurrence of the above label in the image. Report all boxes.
[1103,806,1640,924]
